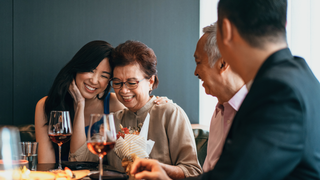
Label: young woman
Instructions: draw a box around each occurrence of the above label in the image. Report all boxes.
[35,40,169,163]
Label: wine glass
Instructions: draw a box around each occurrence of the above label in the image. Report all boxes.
[0,126,25,179]
[48,111,72,171]
[87,113,116,180]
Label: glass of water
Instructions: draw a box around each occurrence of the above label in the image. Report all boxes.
[20,142,38,170]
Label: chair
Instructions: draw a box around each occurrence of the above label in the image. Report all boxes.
[17,124,36,142]
[192,124,209,167]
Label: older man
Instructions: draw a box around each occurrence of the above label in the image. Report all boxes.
[130,0,320,179]
[194,23,247,172]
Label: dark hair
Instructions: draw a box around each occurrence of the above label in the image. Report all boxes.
[44,40,114,121]
[218,0,287,48]
[110,40,159,93]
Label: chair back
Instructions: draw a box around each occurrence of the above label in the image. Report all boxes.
[192,124,209,167]
[18,124,36,142]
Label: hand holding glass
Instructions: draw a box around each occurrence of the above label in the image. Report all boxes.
[48,111,72,170]
[87,114,116,180]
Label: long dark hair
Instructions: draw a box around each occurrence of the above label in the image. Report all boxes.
[44,40,114,122]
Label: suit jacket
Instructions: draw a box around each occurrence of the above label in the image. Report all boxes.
[188,48,320,180]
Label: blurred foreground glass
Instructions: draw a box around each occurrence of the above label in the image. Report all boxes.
[20,142,38,171]
[0,126,26,179]
[48,111,72,171]
[87,114,116,180]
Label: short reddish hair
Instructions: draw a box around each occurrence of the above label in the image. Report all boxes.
[110,40,159,92]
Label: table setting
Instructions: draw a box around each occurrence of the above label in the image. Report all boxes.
[0,111,156,179]
[0,111,131,179]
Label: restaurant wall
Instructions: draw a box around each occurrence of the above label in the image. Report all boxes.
[0,1,13,125]
[0,1,200,125]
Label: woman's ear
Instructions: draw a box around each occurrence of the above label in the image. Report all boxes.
[149,75,155,89]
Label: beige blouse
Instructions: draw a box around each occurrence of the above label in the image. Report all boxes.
[107,96,202,177]
[69,96,202,177]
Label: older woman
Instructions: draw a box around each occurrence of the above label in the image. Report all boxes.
[107,40,202,179]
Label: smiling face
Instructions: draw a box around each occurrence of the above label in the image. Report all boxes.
[113,63,154,112]
[75,58,111,100]
[194,34,223,97]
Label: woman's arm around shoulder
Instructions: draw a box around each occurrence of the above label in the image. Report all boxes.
[34,96,56,163]
[109,93,126,113]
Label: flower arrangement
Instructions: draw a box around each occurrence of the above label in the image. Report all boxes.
[116,123,143,139]
[114,114,155,177]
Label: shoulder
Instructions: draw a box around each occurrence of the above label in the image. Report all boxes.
[257,55,311,89]
[241,67,306,120]
[151,102,189,123]
[108,92,125,112]
[113,107,128,120]
[152,102,183,113]
[35,96,48,127]
[150,101,193,136]
[252,56,303,97]
[248,77,299,106]
[36,96,47,112]
[109,92,117,102]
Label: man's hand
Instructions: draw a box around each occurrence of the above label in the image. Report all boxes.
[131,159,172,180]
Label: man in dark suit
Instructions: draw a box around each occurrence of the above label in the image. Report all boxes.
[130,0,320,179]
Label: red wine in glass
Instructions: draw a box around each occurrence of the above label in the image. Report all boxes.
[48,111,72,171]
[48,134,72,145]
[87,141,115,156]
[87,113,116,180]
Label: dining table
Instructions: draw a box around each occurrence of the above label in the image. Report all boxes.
[35,162,128,180]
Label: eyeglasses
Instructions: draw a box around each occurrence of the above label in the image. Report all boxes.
[111,78,145,90]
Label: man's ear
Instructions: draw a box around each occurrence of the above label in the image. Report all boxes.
[221,18,233,46]
[218,58,229,73]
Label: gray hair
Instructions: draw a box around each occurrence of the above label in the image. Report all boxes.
[203,22,221,67]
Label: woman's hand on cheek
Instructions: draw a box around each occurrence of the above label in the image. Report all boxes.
[69,80,85,106]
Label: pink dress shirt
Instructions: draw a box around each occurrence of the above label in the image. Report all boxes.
[203,85,248,172]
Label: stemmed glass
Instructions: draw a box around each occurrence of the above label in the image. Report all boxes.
[87,113,116,180]
[0,126,24,179]
[48,111,72,171]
